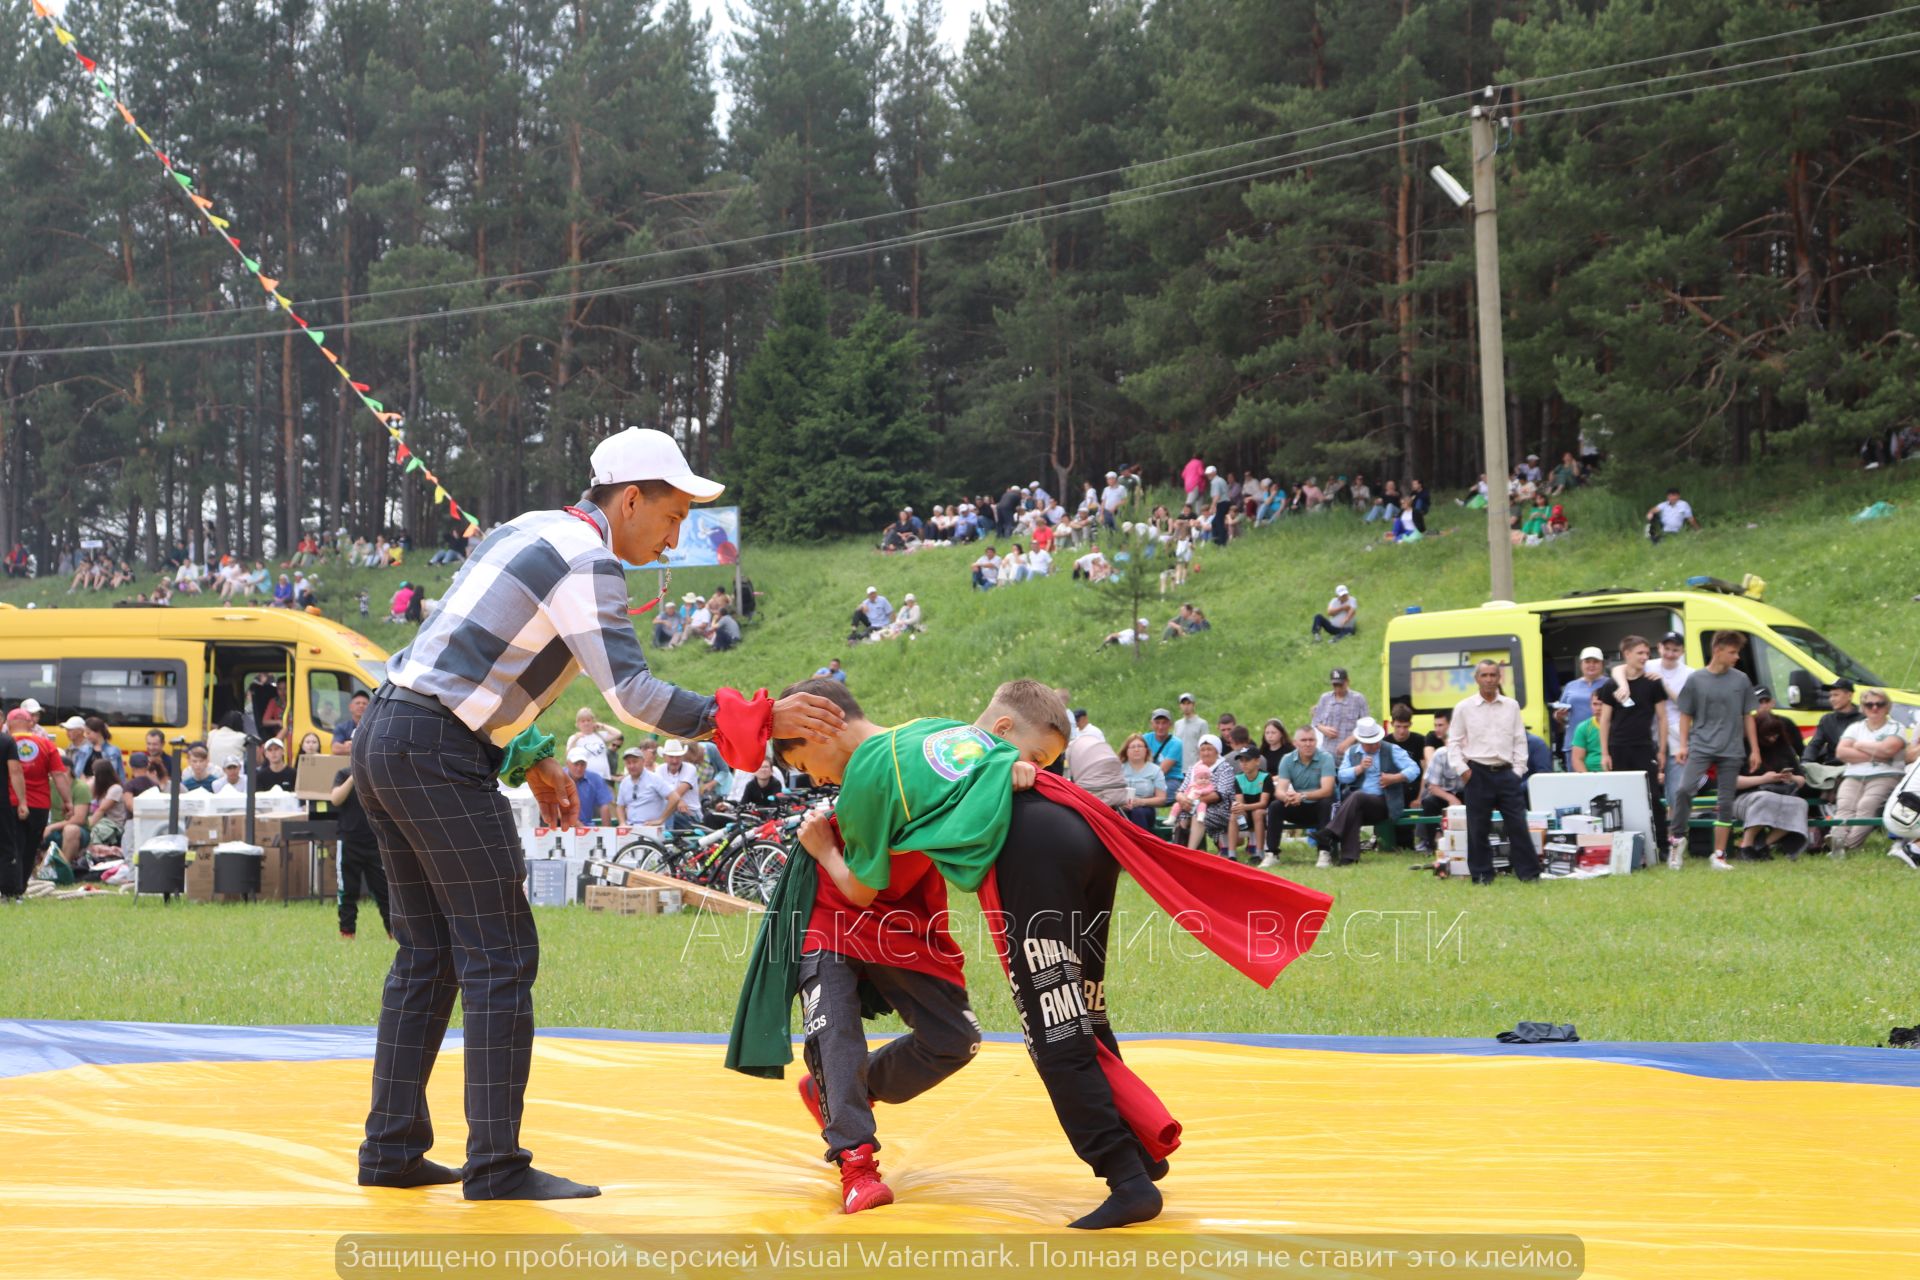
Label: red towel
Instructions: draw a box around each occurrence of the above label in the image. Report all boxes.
[712,687,773,772]
[976,777,1335,1160]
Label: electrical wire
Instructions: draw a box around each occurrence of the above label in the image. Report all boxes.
[8,38,1920,360]
[17,0,1920,336]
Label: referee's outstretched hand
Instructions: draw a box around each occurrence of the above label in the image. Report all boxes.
[527,757,581,828]
[771,691,846,743]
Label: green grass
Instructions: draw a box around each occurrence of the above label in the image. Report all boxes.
[7,847,1918,1044]
[3,463,1919,1043]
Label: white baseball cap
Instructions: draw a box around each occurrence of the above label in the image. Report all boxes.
[865,586,878,595]
[263,738,285,750]
[1335,584,1350,595]
[1136,617,1149,627]
[588,427,723,501]
[62,715,87,730]
[1204,465,1217,474]
[222,754,245,768]
[661,738,688,758]
[566,747,591,764]
[904,592,915,602]
[1106,470,1118,479]
[1579,646,1604,662]
[18,698,41,715]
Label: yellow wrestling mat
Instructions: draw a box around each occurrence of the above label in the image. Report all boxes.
[3,1030,1916,1279]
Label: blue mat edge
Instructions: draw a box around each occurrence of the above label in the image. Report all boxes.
[4,1019,1919,1087]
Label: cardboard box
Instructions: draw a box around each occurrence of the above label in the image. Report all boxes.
[526,858,572,907]
[585,884,659,915]
[185,817,224,847]
[185,845,217,901]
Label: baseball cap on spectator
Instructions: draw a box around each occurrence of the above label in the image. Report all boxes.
[1204,465,1217,475]
[129,751,149,769]
[1329,668,1350,683]
[1179,692,1196,704]
[1151,708,1172,721]
[1106,470,1118,479]
[1073,708,1089,722]
[263,738,285,751]
[19,698,41,715]
[1353,717,1385,745]
[1335,584,1350,595]
[1754,686,1774,703]
[62,715,86,731]
[621,747,644,759]
[588,426,723,501]
[1830,678,1856,691]
[1661,630,1685,646]
[904,592,916,602]
[1579,646,1604,662]
[566,747,591,764]
[866,586,879,595]
[1136,616,1149,627]
[222,754,244,768]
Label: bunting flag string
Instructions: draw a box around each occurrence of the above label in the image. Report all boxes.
[27,5,482,538]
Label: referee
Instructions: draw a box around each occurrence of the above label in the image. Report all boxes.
[352,427,843,1200]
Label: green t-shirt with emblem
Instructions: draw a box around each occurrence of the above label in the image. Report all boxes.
[833,718,1019,893]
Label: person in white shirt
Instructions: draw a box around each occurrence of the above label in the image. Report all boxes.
[213,754,250,795]
[1100,472,1127,528]
[1447,661,1542,884]
[861,587,893,629]
[565,707,615,780]
[1072,548,1111,582]
[1100,617,1150,648]
[615,745,677,828]
[1645,487,1698,540]
[657,738,703,832]
[681,593,713,643]
[1027,546,1054,577]
[971,547,1000,590]
[1832,689,1911,853]
[1310,585,1358,641]
[1002,544,1028,582]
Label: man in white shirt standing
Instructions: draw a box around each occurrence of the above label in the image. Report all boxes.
[1310,585,1358,642]
[1645,487,1698,542]
[1100,471,1127,530]
[1447,660,1541,885]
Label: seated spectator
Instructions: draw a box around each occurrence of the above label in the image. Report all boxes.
[1027,543,1054,577]
[1162,603,1198,640]
[860,586,893,630]
[1170,735,1228,850]
[971,546,1001,590]
[272,574,295,607]
[739,760,789,806]
[1832,688,1909,853]
[1730,710,1810,860]
[1072,547,1111,582]
[1645,486,1699,542]
[1314,717,1418,867]
[565,748,617,824]
[708,606,741,651]
[1225,747,1274,863]
[3,542,29,578]
[1310,584,1358,641]
[1417,733,1466,853]
[683,593,714,644]
[1547,504,1569,536]
[1117,733,1169,831]
[389,582,414,623]
[880,509,919,553]
[1548,451,1582,494]
[874,593,923,640]
[1002,543,1029,582]
[846,601,875,645]
[1099,617,1151,649]
[255,738,297,792]
[812,657,848,683]
[652,601,685,649]
[429,529,467,566]
[213,754,250,795]
[294,576,318,609]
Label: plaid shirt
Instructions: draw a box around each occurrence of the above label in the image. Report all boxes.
[388,499,715,743]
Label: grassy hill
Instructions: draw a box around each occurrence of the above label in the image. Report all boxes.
[6,462,1917,745]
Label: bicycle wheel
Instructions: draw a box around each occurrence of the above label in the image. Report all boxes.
[730,841,787,904]
[613,835,676,877]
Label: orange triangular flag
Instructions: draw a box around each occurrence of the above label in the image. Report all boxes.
[32,0,50,17]
[191,194,213,210]
[258,276,278,292]
[115,102,135,127]
[320,347,339,364]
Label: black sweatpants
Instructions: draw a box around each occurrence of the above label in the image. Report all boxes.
[338,837,393,937]
[352,693,538,1197]
[993,793,1146,1188]
[798,950,981,1161]
[0,805,25,898]
[1609,742,1669,848]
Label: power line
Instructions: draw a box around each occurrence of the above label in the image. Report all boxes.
[18,0,1919,337]
[8,41,1918,361]
[1,116,1478,357]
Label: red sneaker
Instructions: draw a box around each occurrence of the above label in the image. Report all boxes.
[836,1144,893,1214]
[798,1075,825,1131]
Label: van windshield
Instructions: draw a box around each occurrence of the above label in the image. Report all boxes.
[1774,626,1884,686]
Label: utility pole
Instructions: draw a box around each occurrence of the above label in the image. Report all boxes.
[1469,97,1516,604]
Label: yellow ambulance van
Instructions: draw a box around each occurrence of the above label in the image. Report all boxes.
[0,605,388,758]
[1380,588,1917,739]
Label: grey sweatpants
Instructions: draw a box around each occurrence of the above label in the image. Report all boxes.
[799,950,982,1162]
[1675,752,1746,830]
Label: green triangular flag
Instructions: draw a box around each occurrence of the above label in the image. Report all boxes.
[361,398,383,413]
[307,329,325,346]
[173,171,193,190]
[405,457,423,473]
[94,77,113,96]
[242,257,260,274]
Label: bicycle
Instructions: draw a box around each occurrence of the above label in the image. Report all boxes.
[606,788,829,904]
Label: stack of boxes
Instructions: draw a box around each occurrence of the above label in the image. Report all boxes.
[1435,805,1554,879]
[181,813,337,901]
[522,826,643,906]
[582,883,685,916]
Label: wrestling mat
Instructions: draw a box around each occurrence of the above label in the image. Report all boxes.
[3,1021,1915,1280]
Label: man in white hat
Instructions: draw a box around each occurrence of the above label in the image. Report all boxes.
[1315,716,1419,867]
[683,590,714,644]
[656,737,703,832]
[1554,646,1609,770]
[353,426,843,1201]
[17,698,42,730]
[1310,584,1358,642]
[861,585,893,630]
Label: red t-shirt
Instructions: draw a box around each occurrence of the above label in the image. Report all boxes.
[12,731,66,809]
[1032,524,1055,551]
[805,848,965,987]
